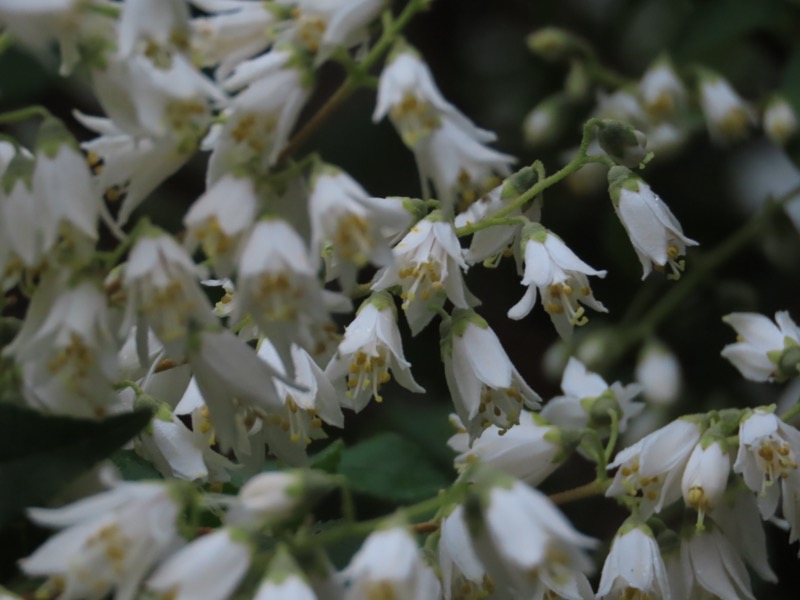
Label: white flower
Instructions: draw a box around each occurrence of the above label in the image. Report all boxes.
[542,357,643,435]
[448,410,564,485]
[438,506,491,600]
[207,49,310,179]
[441,309,541,441]
[681,440,731,522]
[734,409,800,536]
[20,482,182,600]
[190,0,277,80]
[639,57,686,119]
[467,478,596,600]
[5,273,119,417]
[608,166,698,280]
[225,471,302,527]
[0,149,41,273]
[597,523,671,600]
[721,311,800,382]
[606,419,702,517]
[184,174,258,277]
[255,546,318,600]
[326,293,424,412]
[523,95,562,146]
[234,219,342,371]
[593,89,648,128]
[698,70,756,144]
[373,212,475,335]
[507,224,607,339]
[680,526,755,600]
[714,490,777,583]
[147,528,251,600]
[117,0,190,57]
[309,167,410,290]
[342,525,440,600]
[76,112,190,226]
[764,95,798,146]
[123,229,216,357]
[635,340,682,406]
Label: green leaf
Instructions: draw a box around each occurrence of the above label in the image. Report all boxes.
[0,406,152,527]
[310,439,345,474]
[111,449,162,481]
[337,432,451,504]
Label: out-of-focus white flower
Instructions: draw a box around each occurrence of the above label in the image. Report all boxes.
[0,149,41,276]
[607,418,703,517]
[507,224,607,339]
[523,94,564,146]
[721,311,800,382]
[635,339,682,406]
[184,174,258,277]
[597,522,671,600]
[763,95,798,146]
[147,528,251,600]
[341,525,440,600]
[441,309,541,441]
[438,505,491,600]
[448,410,566,485]
[714,490,777,583]
[680,526,755,600]
[309,166,409,291]
[698,69,756,144]
[6,273,119,417]
[254,546,318,600]
[467,477,596,599]
[117,0,191,57]
[639,56,686,120]
[608,166,698,280]
[122,229,216,357]
[542,357,643,435]
[207,48,310,179]
[594,89,648,128]
[681,440,731,523]
[326,293,424,412]
[734,408,800,540]
[20,482,183,600]
[373,211,475,335]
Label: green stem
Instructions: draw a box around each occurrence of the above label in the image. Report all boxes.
[0,105,51,124]
[549,479,608,505]
[0,32,13,56]
[604,409,619,464]
[278,0,427,161]
[456,215,529,237]
[782,400,800,423]
[603,184,800,368]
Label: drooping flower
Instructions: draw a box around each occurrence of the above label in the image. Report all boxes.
[326,292,423,411]
[117,0,191,58]
[721,311,800,382]
[254,545,319,600]
[680,524,755,600]
[697,68,756,144]
[441,309,541,441]
[639,55,686,120]
[763,95,798,146]
[596,522,671,600]
[607,418,703,517]
[507,223,607,339]
[20,482,184,600]
[681,439,731,524]
[608,165,698,280]
[635,339,682,406]
[437,505,492,600]
[373,210,476,335]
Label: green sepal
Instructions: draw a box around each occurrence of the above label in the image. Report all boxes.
[36,116,80,158]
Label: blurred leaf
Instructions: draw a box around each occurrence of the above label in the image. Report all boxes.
[0,406,151,526]
[372,400,455,470]
[310,439,345,474]
[674,0,788,62]
[782,46,800,168]
[338,432,451,504]
[110,449,162,481]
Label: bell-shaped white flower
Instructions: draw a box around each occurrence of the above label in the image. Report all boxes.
[597,522,671,600]
[184,173,258,277]
[607,418,703,517]
[734,409,800,536]
[309,166,410,290]
[508,223,607,339]
[438,505,491,600]
[635,339,682,406]
[147,527,251,600]
[441,309,541,441]
[373,210,476,335]
[639,56,686,119]
[341,524,440,600]
[681,439,731,524]
[466,476,596,600]
[20,482,183,600]
[721,311,800,382]
[254,545,318,600]
[680,525,755,600]
[763,95,798,146]
[6,272,119,417]
[122,228,216,357]
[698,69,756,144]
[608,166,698,280]
[117,0,190,57]
[326,293,424,412]
[542,357,643,435]
[448,410,566,485]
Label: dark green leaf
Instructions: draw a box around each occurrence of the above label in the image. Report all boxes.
[110,449,162,481]
[310,439,345,474]
[0,406,152,527]
[338,432,451,504]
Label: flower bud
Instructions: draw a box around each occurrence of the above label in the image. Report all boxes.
[523,94,567,146]
[526,27,588,62]
[635,339,681,406]
[596,119,648,167]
